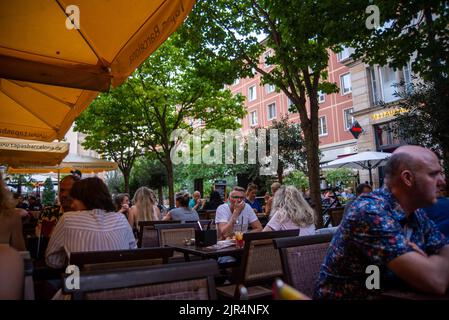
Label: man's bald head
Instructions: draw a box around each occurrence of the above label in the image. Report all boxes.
[385,145,438,182]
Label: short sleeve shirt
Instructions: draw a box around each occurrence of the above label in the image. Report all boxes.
[314,187,448,300]
[215,203,258,233]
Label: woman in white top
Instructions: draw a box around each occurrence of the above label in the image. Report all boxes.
[128,187,160,230]
[263,185,315,236]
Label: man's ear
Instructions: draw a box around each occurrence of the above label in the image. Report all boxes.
[400,170,414,187]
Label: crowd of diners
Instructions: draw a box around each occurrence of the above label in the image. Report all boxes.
[1,145,449,299]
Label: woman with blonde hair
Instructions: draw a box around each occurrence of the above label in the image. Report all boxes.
[263,185,315,236]
[128,187,160,229]
[0,173,25,251]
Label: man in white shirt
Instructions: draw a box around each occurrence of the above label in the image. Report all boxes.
[215,186,263,240]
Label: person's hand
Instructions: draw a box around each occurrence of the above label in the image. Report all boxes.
[253,208,258,214]
[234,199,245,214]
[406,240,427,257]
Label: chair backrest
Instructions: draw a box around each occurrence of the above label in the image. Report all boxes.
[273,233,333,297]
[69,247,174,271]
[19,251,34,300]
[63,260,219,300]
[186,219,215,230]
[154,223,199,247]
[138,220,180,248]
[238,230,299,287]
[198,210,216,220]
[329,207,345,226]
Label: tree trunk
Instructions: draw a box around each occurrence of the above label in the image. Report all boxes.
[123,170,130,194]
[277,162,284,184]
[165,156,175,208]
[158,184,164,205]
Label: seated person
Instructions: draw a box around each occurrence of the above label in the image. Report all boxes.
[114,193,130,218]
[202,190,224,211]
[215,186,263,240]
[128,187,160,230]
[0,173,26,251]
[263,185,315,236]
[188,191,204,211]
[14,194,28,210]
[45,177,136,269]
[163,191,199,222]
[423,186,449,238]
[314,146,449,299]
[245,183,262,214]
[343,183,373,215]
[0,246,24,300]
[264,182,281,216]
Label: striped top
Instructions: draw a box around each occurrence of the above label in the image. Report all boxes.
[45,209,137,268]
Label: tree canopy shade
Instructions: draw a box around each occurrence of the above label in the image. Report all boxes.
[74,85,144,193]
[179,0,371,227]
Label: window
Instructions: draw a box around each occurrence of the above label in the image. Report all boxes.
[233,78,240,85]
[343,108,354,130]
[265,83,275,94]
[287,98,295,113]
[340,73,352,95]
[337,47,352,62]
[248,85,256,101]
[318,116,328,136]
[250,110,258,126]
[318,90,325,103]
[264,50,272,68]
[267,103,276,120]
[370,64,413,105]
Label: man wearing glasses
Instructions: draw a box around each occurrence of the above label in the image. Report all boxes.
[216,186,263,240]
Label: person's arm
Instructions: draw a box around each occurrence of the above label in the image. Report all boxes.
[264,197,272,215]
[388,245,449,295]
[153,206,161,220]
[127,207,135,228]
[250,219,263,233]
[45,217,66,269]
[163,212,172,221]
[218,201,245,240]
[263,225,273,232]
[10,213,26,251]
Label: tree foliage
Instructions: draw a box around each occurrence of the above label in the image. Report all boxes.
[324,168,357,189]
[42,177,55,206]
[284,170,309,191]
[179,0,371,226]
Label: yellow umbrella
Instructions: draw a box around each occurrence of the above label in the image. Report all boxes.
[0,137,69,167]
[0,0,196,141]
[0,0,196,91]
[7,153,118,174]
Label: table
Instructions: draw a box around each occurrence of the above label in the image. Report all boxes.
[170,243,243,262]
[381,289,449,300]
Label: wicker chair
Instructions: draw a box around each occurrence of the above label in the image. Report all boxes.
[273,233,333,297]
[186,219,215,230]
[154,223,199,260]
[62,260,219,300]
[69,247,174,271]
[216,229,299,300]
[137,220,180,248]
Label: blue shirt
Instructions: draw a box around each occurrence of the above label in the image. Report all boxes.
[245,198,262,213]
[423,197,449,238]
[314,187,448,300]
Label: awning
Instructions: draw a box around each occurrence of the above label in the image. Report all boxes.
[0,137,69,167]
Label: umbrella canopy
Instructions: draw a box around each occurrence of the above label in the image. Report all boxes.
[0,137,69,167]
[322,151,392,185]
[0,0,196,91]
[0,0,196,141]
[7,153,118,174]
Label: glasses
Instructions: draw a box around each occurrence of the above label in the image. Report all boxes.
[231,196,245,199]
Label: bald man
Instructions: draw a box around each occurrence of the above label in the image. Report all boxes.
[315,145,449,299]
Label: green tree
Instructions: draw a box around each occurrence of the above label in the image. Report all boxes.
[284,170,309,191]
[389,79,449,178]
[268,116,307,183]
[180,0,370,227]
[74,86,144,193]
[324,168,357,189]
[125,35,246,206]
[42,177,55,206]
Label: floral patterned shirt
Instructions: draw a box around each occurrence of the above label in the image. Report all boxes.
[314,187,448,300]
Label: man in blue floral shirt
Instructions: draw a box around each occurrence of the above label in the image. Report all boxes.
[315,145,449,299]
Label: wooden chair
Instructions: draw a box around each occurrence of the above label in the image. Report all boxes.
[273,233,333,297]
[62,260,219,300]
[154,223,199,261]
[137,220,180,248]
[198,210,216,220]
[216,229,299,300]
[69,247,174,271]
[328,207,345,226]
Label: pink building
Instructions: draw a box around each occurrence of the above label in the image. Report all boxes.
[228,48,358,163]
